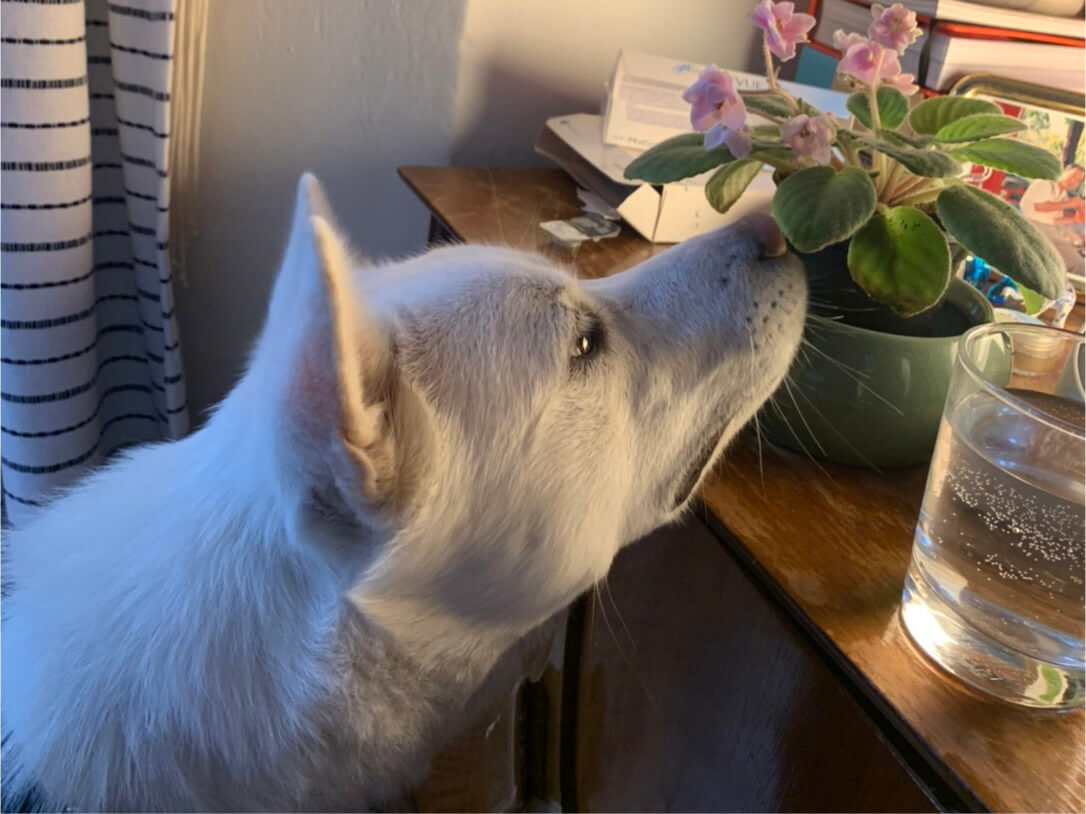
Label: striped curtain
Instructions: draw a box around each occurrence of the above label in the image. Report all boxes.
[1,0,188,524]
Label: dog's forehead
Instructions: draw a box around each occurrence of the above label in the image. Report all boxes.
[366,245,574,316]
[369,246,580,395]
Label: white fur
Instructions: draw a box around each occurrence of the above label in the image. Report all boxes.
[1,174,806,811]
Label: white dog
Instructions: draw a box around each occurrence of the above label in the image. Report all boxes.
[1,174,806,811]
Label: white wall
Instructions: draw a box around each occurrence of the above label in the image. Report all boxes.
[176,0,466,419]
[452,0,762,166]
[176,0,761,419]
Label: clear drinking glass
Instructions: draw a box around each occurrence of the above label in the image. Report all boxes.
[901,322,1085,708]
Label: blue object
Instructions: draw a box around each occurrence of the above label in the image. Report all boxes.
[963,256,991,288]
[962,255,1023,306]
[794,46,837,89]
[988,276,1020,306]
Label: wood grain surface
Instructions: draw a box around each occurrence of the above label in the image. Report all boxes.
[399,166,667,279]
[399,165,1086,813]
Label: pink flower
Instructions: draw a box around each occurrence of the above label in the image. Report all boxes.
[837,37,901,86]
[868,3,922,54]
[884,70,919,96]
[705,123,752,157]
[749,0,816,61]
[781,114,836,165]
[835,31,918,93]
[833,29,867,52]
[682,65,747,133]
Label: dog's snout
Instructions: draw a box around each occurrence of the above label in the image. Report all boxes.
[739,213,788,259]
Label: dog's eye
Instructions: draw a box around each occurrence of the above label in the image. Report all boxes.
[573,332,595,358]
[570,313,604,365]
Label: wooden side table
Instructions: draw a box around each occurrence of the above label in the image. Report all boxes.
[399,166,1085,813]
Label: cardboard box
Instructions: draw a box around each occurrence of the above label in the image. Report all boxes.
[534,51,851,244]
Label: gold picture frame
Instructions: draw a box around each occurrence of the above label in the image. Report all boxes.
[950,73,1085,118]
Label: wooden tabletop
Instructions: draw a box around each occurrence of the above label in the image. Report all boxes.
[398,166,667,280]
[398,166,1086,814]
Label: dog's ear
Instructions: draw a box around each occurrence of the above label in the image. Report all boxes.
[260,174,395,528]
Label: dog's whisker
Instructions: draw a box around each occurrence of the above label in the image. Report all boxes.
[799,334,872,380]
[597,579,660,712]
[752,410,766,489]
[782,377,827,457]
[592,584,635,673]
[810,302,883,314]
[799,337,905,416]
[601,576,636,654]
[747,327,766,489]
[788,380,885,474]
[768,397,837,483]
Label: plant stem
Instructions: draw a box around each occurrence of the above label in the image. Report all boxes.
[866,82,884,177]
[890,173,934,205]
[895,188,943,207]
[879,158,902,199]
[762,39,802,114]
[763,40,780,93]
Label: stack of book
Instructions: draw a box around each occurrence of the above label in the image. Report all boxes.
[807,0,1084,94]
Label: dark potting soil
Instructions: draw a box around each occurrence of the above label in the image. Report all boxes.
[801,244,976,338]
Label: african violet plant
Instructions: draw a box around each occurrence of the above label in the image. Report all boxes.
[625,0,1066,316]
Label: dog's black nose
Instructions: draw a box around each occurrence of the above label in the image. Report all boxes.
[740,213,787,259]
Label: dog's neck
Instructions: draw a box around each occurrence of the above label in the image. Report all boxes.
[349,589,520,678]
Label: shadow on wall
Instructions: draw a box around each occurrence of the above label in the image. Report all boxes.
[449,24,764,169]
[450,56,597,168]
[176,0,468,424]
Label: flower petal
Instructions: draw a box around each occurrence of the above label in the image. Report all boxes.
[722,127,752,158]
[748,0,775,30]
[782,12,816,38]
[703,123,728,150]
[718,95,748,131]
[781,114,809,142]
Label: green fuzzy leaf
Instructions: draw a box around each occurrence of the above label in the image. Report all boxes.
[934,114,1026,143]
[936,184,1065,299]
[740,91,794,119]
[880,129,933,149]
[847,207,951,315]
[704,159,764,213]
[949,138,1062,180]
[751,124,781,140]
[623,133,736,184]
[855,134,962,177]
[847,87,909,130]
[772,166,877,253]
[909,96,1001,135]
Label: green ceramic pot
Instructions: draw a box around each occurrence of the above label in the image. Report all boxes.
[759,250,995,468]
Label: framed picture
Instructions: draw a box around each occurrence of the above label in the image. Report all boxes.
[951,74,1086,297]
